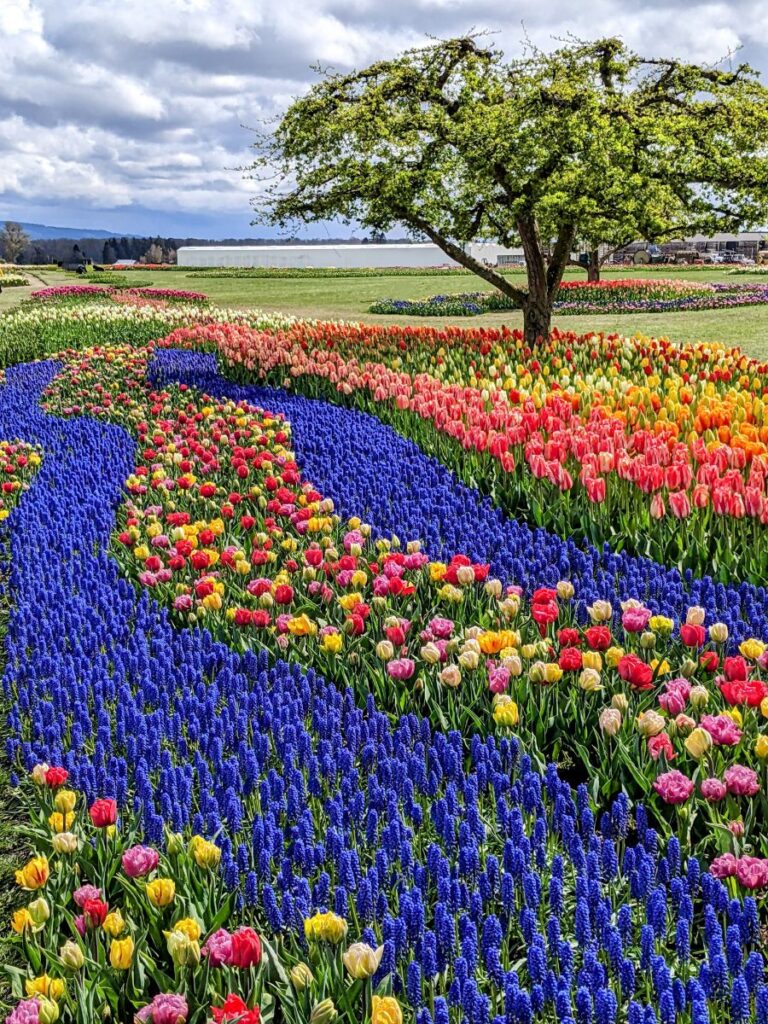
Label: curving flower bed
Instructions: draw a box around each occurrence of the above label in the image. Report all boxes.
[4,302,768,1022]
[370,278,768,316]
[161,319,768,584]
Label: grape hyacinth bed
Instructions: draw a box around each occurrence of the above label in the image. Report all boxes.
[2,296,768,1023]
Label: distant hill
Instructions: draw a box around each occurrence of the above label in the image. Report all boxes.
[8,222,135,241]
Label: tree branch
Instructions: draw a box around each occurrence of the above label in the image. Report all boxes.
[547,223,577,295]
[393,206,529,305]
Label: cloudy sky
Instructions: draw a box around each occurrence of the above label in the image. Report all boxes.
[2,0,767,238]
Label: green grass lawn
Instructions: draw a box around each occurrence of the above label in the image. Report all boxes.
[0,267,71,311]
[137,265,768,359]
[4,264,768,359]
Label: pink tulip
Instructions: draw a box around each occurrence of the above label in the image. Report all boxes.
[652,770,694,805]
[387,658,416,681]
[699,778,727,802]
[73,884,101,908]
[724,765,760,797]
[201,928,233,967]
[735,856,768,890]
[122,845,160,878]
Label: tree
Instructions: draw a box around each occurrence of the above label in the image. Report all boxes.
[0,221,30,264]
[250,36,768,343]
[144,242,164,264]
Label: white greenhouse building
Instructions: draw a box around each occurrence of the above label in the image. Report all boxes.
[176,242,524,269]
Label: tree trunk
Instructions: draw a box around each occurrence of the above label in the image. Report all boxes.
[587,250,600,282]
[517,215,553,346]
[522,298,552,346]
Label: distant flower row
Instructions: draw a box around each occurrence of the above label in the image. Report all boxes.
[370,279,768,316]
[30,285,209,304]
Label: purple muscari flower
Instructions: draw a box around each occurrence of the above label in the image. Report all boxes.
[731,975,750,1023]
[407,962,423,1008]
[575,986,593,1024]
[596,989,618,1024]
[756,985,768,1024]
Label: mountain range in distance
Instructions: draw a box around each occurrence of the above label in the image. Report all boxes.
[8,222,137,240]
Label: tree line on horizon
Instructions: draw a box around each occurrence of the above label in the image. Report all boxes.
[1,223,413,266]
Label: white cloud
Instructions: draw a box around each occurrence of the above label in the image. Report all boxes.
[0,0,765,234]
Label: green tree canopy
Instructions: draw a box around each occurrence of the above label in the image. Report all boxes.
[250,36,768,344]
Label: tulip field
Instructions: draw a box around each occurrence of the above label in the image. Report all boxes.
[3,286,768,1023]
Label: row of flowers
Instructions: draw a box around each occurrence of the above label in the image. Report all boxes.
[156,320,768,582]
[369,279,768,317]
[29,286,209,304]
[0,273,30,288]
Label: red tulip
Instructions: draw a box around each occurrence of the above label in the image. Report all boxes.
[44,766,69,788]
[89,798,117,828]
[229,927,262,968]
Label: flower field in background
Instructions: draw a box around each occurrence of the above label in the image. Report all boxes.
[0,273,29,289]
[2,296,768,1021]
[370,279,768,317]
[0,299,296,369]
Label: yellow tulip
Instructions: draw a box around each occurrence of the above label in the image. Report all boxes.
[16,856,49,890]
[189,835,221,869]
[543,663,563,684]
[304,911,348,944]
[26,975,65,1000]
[493,696,519,728]
[740,638,766,660]
[54,790,77,814]
[290,962,314,990]
[605,646,625,668]
[684,727,713,760]
[102,911,126,937]
[48,811,76,833]
[288,614,316,636]
[11,908,33,934]
[309,1000,338,1024]
[146,878,175,907]
[372,995,403,1024]
[755,735,768,759]
[320,631,343,654]
[173,917,202,941]
[37,998,59,1024]
[110,936,134,970]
